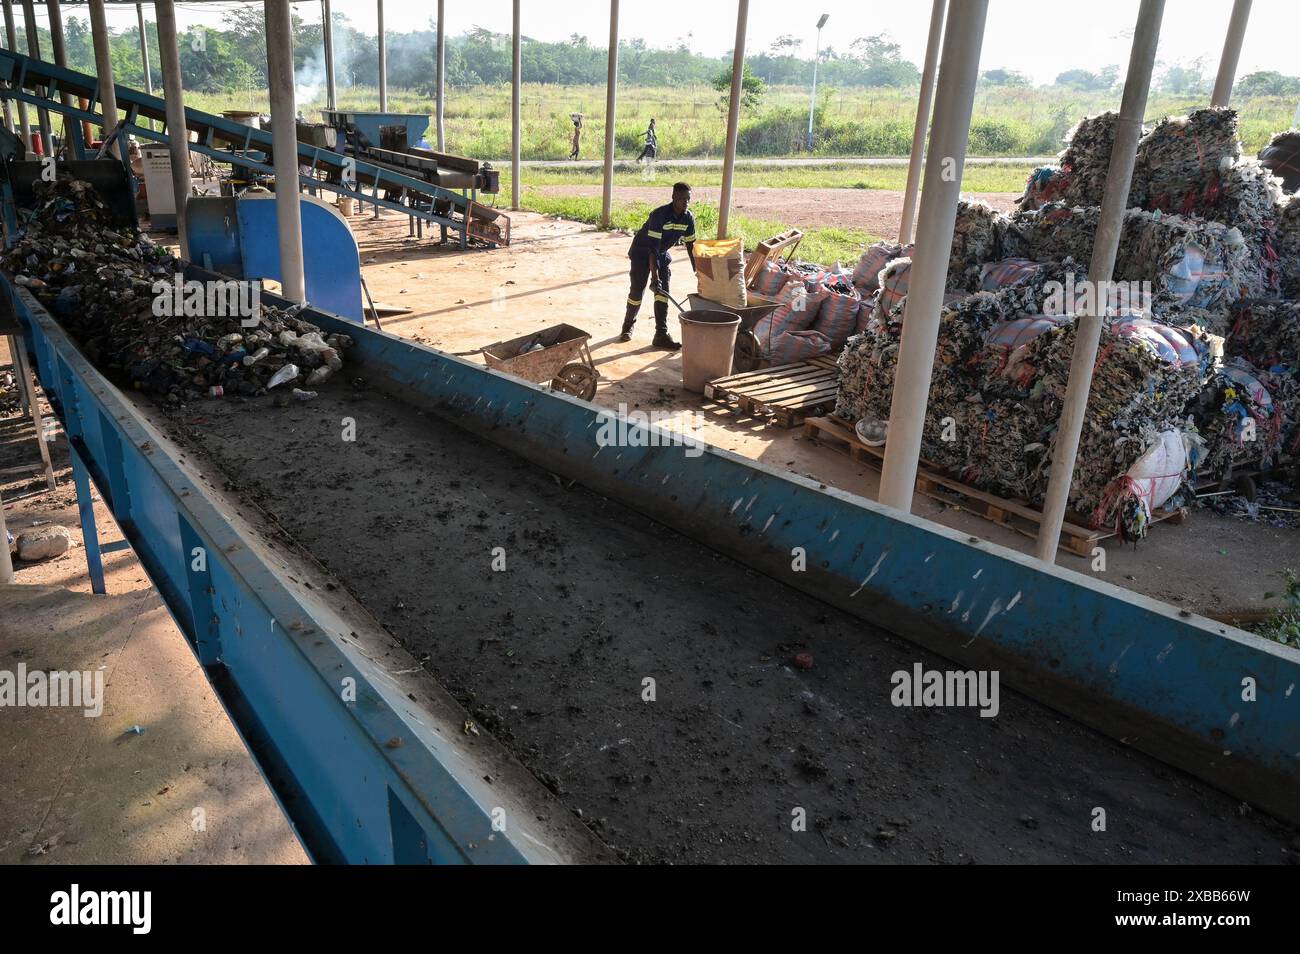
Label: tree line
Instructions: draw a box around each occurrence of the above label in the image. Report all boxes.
[27,11,1300,100]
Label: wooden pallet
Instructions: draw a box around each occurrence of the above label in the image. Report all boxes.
[704,356,840,428]
[801,415,1186,557]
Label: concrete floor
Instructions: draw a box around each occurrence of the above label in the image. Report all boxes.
[348,205,1298,619]
[0,354,307,865]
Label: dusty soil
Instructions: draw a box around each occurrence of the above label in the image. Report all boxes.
[153,383,1294,864]
[533,185,1022,235]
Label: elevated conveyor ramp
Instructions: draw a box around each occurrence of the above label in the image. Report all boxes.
[0,50,507,248]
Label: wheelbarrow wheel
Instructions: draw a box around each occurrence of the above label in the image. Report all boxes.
[734,330,765,373]
[552,362,598,401]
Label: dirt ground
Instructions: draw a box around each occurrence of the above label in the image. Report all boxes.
[348,206,1298,619]
[533,185,1021,234]
[0,357,307,864]
[153,382,1295,864]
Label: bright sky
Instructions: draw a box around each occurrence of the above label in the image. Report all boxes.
[56,1,1300,87]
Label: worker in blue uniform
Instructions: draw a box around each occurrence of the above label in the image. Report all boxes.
[619,182,696,351]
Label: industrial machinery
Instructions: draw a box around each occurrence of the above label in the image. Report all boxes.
[184,192,365,323]
[0,49,507,249]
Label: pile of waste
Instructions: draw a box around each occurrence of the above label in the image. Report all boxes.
[1019,112,1123,212]
[837,280,1209,535]
[833,106,1300,540]
[1278,194,1300,298]
[1,177,353,403]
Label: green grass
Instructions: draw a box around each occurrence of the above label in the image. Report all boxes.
[501,161,1035,194]
[519,190,879,267]
[188,82,1298,161]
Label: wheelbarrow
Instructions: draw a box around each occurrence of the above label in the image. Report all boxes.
[475,323,599,400]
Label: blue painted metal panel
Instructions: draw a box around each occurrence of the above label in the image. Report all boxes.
[289,298,1300,824]
[185,194,364,322]
[7,280,575,865]
[319,109,430,146]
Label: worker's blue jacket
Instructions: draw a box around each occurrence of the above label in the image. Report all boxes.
[628,203,697,264]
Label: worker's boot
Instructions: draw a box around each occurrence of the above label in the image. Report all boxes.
[619,301,640,342]
[652,310,680,352]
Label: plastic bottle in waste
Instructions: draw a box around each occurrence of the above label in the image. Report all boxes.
[305,365,333,387]
[291,388,318,402]
[267,363,300,389]
[243,347,270,367]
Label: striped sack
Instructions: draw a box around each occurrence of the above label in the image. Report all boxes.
[753,280,829,349]
[852,241,904,292]
[811,286,862,351]
[752,261,794,298]
[978,258,1044,291]
[769,328,834,364]
[878,257,912,312]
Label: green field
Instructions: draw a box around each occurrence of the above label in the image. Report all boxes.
[189,82,1297,161]
[185,82,1294,267]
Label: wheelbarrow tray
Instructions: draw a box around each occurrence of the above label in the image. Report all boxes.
[687,293,778,332]
[482,323,593,384]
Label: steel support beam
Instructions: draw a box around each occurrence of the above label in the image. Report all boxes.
[716,0,748,239]
[600,0,618,228]
[1211,0,1251,108]
[2,1,29,144]
[899,0,945,246]
[20,0,52,155]
[511,0,520,211]
[135,3,152,130]
[435,0,444,150]
[322,0,335,111]
[265,0,306,302]
[155,0,192,254]
[878,0,987,511]
[1035,0,1164,563]
[88,0,120,158]
[46,1,83,155]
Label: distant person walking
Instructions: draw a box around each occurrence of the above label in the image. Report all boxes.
[636,118,657,162]
[619,181,697,351]
[569,114,583,161]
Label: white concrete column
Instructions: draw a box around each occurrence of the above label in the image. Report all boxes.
[1211,0,1251,107]
[136,2,153,131]
[511,0,520,211]
[264,0,305,302]
[1035,0,1164,563]
[20,0,52,156]
[600,0,618,228]
[89,0,120,158]
[716,0,749,239]
[377,0,386,112]
[322,0,336,111]
[2,1,27,144]
[137,3,153,95]
[899,0,945,245]
[878,0,988,511]
[46,1,77,142]
[155,0,192,254]
[435,0,445,150]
